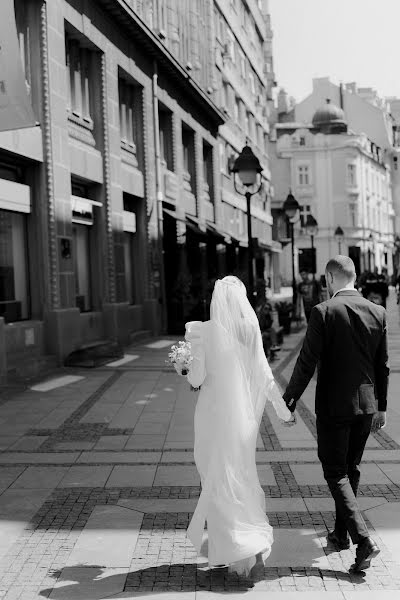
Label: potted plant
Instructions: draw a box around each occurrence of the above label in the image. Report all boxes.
[275,300,294,335]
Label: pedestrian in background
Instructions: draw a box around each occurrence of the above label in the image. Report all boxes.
[297,270,320,322]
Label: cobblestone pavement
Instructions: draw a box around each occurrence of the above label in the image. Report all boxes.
[1,294,400,598]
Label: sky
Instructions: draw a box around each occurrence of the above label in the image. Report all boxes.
[269,0,400,103]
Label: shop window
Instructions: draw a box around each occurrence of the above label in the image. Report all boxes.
[123,194,140,305]
[0,210,29,322]
[71,181,101,312]
[72,223,92,312]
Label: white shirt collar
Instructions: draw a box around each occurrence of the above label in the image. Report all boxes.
[332,287,356,298]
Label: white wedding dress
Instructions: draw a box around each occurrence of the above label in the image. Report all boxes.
[185,276,292,577]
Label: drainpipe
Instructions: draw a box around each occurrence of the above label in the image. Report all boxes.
[152,60,167,333]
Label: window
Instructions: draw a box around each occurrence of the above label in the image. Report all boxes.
[15,0,31,93]
[234,97,240,122]
[0,210,29,322]
[297,165,310,185]
[159,108,173,170]
[227,30,236,64]
[347,164,357,186]
[65,33,94,123]
[182,125,196,189]
[299,136,306,146]
[299,204,311,228]
[220,141,227,174]
[249,71,255,95]
[203,142,214,203]
[239,49,246,80]
[118,76,138,150]
[349,203,358,228]
[244,112,249,135]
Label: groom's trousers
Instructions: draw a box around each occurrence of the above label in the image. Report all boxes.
[316,414,373,544]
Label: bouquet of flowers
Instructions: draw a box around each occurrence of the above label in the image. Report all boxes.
[167,341,201,391]
[167,341,193,376]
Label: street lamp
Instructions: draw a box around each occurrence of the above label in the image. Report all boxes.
[283,191,300,309]
[334,226,344,254]
[305,214,318,279]
[231,144,263,303]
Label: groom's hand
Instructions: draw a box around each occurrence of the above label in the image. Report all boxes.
[371,411,386,433]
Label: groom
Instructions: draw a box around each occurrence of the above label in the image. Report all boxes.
[283,256,389,572]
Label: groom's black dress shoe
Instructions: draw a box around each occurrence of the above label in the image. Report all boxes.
[350,537,380,572]
[327,530,350,550]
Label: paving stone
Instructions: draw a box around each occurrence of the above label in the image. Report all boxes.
[267,529,330,568]
[125,435,166,450]
[59,466,113,488]
[291,464,325,486]
[8,436,49,452]
[94,436,130,450]
[9,467,69,489]
[154,466,200,486]
[378,463,400,484]
[106,466,156,487]
[66,506,143,567]
[364,503,400,565]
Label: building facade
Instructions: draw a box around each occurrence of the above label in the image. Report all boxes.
[213,0,280,298]
[271,79,396,285]
[0,0,276,380]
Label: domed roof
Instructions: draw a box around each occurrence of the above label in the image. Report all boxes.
[312,99,347,132]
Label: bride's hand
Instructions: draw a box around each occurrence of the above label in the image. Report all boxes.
[283,413,296,427]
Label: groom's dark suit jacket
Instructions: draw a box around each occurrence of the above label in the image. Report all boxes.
[283,290,389,417]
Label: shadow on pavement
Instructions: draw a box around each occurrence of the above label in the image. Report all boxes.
[40,560,370,598]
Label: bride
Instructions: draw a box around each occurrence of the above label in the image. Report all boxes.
[184,276,294,578]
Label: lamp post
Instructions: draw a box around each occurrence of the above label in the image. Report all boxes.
[334,226,344,254]
[231,144,263,304]
[305,214,318,279]
[283,191,300,309]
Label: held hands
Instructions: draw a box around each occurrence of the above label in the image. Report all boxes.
[371,411,386,433]
[282,397,297,427]
[283,413,297,427]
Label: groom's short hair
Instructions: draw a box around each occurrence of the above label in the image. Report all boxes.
[325,255,356,281]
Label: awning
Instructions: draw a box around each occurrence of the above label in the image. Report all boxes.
[163,207,186,223]
[253,238,282,253]
[206,221,226,242]
[163,209,207,239]
[186,215,207,239]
